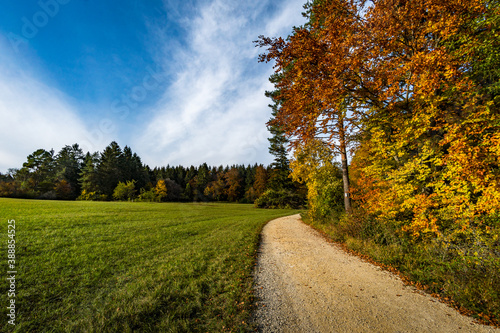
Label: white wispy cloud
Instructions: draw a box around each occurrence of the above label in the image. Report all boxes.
[0,40,106,172]
[135,0,306,167]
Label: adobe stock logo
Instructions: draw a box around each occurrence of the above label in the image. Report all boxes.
[8,0,72,52]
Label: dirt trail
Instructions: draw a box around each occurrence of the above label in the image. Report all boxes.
[252,214,498,333]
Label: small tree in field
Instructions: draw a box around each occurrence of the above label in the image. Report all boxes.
[155,179,168,202]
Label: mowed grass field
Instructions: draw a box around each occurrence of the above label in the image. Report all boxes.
[0,198,298,332]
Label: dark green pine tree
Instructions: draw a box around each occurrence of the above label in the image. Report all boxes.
[21,148,56,195]
[183,166,197,201]
[184,182,194,201]
[122,146,149,190]
[195,163,210,201]
[55,144,84,199]
[174,166,186,188]
[244,164,256,194]
[131,152,149,190]
[265,75,295,192]
[79,152,100,195]
[97,141,124,199]
[121,146,134,181]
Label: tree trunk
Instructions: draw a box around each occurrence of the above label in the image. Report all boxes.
[339,123,352,214]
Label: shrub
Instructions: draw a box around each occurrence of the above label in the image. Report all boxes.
[77,190,107,201]
[113,180,137,201]
[137,188,157,202]
[305,165,344,221]
[254,189,304,209]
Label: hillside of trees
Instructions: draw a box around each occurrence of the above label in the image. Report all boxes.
[0,141,302,204]
[257,0,499,324]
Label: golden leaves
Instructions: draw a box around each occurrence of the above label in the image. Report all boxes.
[258,0,499,237]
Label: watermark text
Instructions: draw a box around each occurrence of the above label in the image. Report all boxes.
[6,219,16,326]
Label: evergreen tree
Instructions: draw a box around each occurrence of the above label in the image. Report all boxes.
[97,141,124,199]
[55,144,84,199]
[245,164,257,190]
[121,146,134,181]
[79,152,100,197]
[195,163,210,201]
[266,82,296,192]
[121,146,149,190]
[184,182,194,201]
[175,166,186,188]
[21,148,56,196]
[185,166,197,185]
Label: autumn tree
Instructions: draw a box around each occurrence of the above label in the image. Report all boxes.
[154,179,168,202]
[351,0,500,235]
[224,168,243,202]
[291,139,344,220]
[259,0,500,235]
[245,165,268,202]
[256,0,365,212]
[204,171,227,201]
[253,165,268,196]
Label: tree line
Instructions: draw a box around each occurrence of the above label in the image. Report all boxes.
[0,141,305,205]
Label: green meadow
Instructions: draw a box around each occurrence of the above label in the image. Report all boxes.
[0,198,298,332]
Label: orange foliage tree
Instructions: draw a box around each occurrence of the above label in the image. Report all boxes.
[258,0,500,237]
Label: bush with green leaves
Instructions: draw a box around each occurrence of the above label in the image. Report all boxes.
[305,164,344,221]
[137,188,157,202]
[254,189,304,209]
[112,180,137,201]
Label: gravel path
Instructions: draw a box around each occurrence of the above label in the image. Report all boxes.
[252,214,498,333]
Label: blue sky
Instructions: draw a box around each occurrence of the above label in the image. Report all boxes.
[0,0,306,172]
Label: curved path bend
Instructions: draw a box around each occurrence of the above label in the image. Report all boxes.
[253,214,498,333]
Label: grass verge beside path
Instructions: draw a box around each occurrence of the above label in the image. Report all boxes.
[0,198,298,332]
